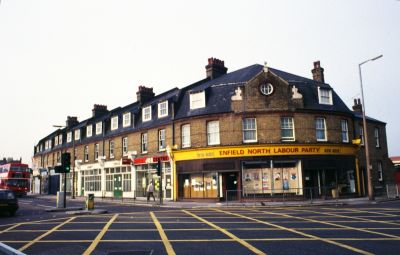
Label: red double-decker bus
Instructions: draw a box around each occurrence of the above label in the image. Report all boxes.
[0,163,30,196]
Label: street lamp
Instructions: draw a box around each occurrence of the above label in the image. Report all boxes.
[358,54,383,201]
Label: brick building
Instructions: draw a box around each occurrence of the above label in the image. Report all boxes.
[32,58,395,201]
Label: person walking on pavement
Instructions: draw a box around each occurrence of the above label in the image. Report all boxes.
[147,181,155,202]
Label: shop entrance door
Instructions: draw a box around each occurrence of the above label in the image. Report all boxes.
[304,169,337,198]
[223,172,238,201]
[113,174,122,198]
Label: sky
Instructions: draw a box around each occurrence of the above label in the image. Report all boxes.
[0,0,399,165]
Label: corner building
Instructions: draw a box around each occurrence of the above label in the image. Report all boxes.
[32,58,394,201]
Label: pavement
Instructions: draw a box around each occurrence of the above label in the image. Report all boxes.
[32,193,400,212]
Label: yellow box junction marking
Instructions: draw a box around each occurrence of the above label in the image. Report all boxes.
[18,217,76,252]
[183,210,266,255]
[214,209,374,255]
[150,212,176,255]
[290,207,400,228]
[82,214,119,255]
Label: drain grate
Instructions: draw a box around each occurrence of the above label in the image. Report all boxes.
[107,250,154,255]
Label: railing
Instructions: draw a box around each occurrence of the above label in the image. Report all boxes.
[225,186,352,206]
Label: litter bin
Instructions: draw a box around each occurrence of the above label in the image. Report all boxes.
[86,193,94,210]
[331,188,339,199]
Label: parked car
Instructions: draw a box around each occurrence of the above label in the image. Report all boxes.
[0,189,18,216]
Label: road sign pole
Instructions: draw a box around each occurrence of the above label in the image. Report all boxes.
[63,172,67,208]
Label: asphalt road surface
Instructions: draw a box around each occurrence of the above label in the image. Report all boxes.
[1,197,400,255]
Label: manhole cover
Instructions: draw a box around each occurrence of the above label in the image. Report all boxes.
[107,250,153,255]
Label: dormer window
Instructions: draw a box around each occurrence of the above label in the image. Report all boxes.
[74,129,81,141]
[67,132,72,143]
[111,116,118,130]
[318,87,333,105]
[54,137,59,146]
[158,101,168,118]
[58,134,63,145]
[190,91,205,110]
[96,122,102,135]
[86,124,93,137]
[143,106,152,122]
[123,113,131,127]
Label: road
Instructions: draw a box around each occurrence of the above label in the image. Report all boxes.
[1,196,400,255]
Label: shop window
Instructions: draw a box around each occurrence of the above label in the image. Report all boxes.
[181,124,191,148]
[182,173,218,199]
[315,118,327,141]
[242,118,257,143]
[106,174,113,191]
[123,173,131,191]
[141,133,148,153]
[341,120,349,143]
[281,117,294,141]
[207,121,220,145]
[374,128,380,148]
[84,169,101,192]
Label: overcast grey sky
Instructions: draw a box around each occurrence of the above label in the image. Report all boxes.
[0,0,399,165]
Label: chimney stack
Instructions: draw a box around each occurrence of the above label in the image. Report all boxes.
[92,104,108,117]
[352,98,363,112]
[136,86,155,104]
[205,57,228,79]
[66,116,79,128]
[311,61,325,83]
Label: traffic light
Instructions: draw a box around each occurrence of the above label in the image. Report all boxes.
[61,152,71,173]
[157,159,161,176]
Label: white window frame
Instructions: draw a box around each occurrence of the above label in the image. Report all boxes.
[96,122,103,135]
[190,91,206,110]
[94,143,99,160]
[281,117,295,141]
[360,126,365,146]
[123,113,131,127]
[122,137,128,156]
[86,124,93,138]
[315,118,327,142]
[141,133,148,153]
[242,118,257,143]
[142,106,152,122]
[378,161,383,181]
[58,134,63,145]
[341,120,349,143]
[84,146,89,162]
[181,124,191,148]
[74,129,81,141]
[207,121,220,145]
[111,116,118,131]
[54,137,59,146]
[158,101,168,118]
[374,128,380,148]
[67,132,72,143]
[318,87,333,105]
[109,140,114,158]
[159,129,166,151]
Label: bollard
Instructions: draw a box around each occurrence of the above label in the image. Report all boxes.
[86,193,94,210]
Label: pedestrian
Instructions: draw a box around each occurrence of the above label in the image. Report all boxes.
[146,181,155,202]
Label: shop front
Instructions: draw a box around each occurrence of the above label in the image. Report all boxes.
[172,144,358,201]
[134,155,173,200]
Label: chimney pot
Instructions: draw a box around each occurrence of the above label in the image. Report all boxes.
[311,60,325,83]
[205,57,228,79]
[136,86,155,104]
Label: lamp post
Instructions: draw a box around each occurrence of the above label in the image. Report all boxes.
[358,54,382,201]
